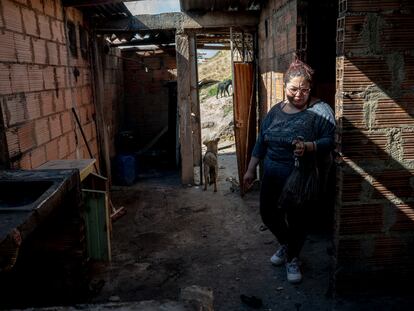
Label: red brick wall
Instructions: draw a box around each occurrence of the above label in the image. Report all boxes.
[258,0,297,118]
[335,0,414,289]
[122,50,176,149]
[0,0,99,169]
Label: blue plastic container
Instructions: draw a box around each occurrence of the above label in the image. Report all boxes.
[114,154,136,186]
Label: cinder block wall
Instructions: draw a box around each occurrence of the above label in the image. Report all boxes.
[0,0,99,169]
[122,50,176,149]
[258,0,297,118]
[335,0,414,289]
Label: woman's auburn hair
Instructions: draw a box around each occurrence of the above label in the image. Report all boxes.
[284,57,315,85]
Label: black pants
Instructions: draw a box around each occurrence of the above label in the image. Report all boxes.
[260,174,309,261]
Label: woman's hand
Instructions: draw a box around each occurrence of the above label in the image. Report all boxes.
[292,139,315,157]
[243,169,255,189]
[292,138,306,157]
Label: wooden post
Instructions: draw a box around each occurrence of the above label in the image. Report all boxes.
[176,31,194,184]
[188,31,202,183]
[91,37,112,183]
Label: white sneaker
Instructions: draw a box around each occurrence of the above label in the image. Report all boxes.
[270,245,287,266]
[286,258,302,283]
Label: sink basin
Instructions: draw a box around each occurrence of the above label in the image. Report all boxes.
[0,180,55,210]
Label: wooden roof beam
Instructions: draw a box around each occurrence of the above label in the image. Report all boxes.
[95,11,259,33]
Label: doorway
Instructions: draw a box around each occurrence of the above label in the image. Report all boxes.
[301,0,338,230]
[195,33,238,190]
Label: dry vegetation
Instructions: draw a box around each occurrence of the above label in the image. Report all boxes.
[197,50,234,144]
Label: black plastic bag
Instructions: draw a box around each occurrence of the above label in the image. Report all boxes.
[278,154,319,210]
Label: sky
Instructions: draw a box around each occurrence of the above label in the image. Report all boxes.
[124,0,219,59]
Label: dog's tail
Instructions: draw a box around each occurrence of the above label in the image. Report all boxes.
[209,167,216,185]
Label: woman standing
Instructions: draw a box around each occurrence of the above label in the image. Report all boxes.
[243,58,335,283]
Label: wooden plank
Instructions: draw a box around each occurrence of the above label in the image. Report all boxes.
[91,38,112,184]
[233,62,255,196]
[82,189,111,261]
[176,32,194,184]
[96,12,260,33]
[37,159,96,181]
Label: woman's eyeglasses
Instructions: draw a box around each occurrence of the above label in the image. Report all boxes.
[286,87,311,95]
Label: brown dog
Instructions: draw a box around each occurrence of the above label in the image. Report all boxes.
[203,138,220,192]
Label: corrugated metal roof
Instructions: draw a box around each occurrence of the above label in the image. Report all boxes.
[179,0,261,12]
[62,1,132,19]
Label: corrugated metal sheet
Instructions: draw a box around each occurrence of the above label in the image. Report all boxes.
[180,0,261,12]
[75,3,132,19]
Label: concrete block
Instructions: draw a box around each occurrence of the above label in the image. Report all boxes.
[75,87,82,106]
[32,38,48,64]
[40,90,55,116]
[17,122,36,152]
[10,64,30,93]
[58,134,69,158]
[64,88,74,109]
[59,44,68,66]
[5,129,20,157]
[43,66,55,90]
[0,31,17,62]
[49,114,62,139]
[30,0,44,13]
[51,20,63,43]
[43,0,55,17]
[60,110,73,133]
[22,6,39,36]
[47,41,59,65]
[67,130,77,153]
[3,0,23,33]
[66,151,76,159]
[38,13,51,40]
[30,145,47,168]
[28,65,44,92]
[78,105,88,123]
[55,66,66,89]
[17,152,32,169]
[391,202,414,231]
[82,121,93,141]
[81,86,91,105]
[0,64,12,95]
[339,203,384,235]
[54,90,65,112]
[34,117,50,145]
[14,33,33,63]
[25,92,42,120]
[45,138,59,161]
[55,0,63,20]
[3,94,26,126]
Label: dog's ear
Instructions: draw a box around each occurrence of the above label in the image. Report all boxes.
[203,140,209,146]
[215,137,220,143]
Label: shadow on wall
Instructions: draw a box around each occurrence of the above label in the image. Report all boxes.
[335,53,414,292]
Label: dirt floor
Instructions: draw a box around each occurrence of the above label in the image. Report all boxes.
[89,146,334,310]
[86,145,414,311]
